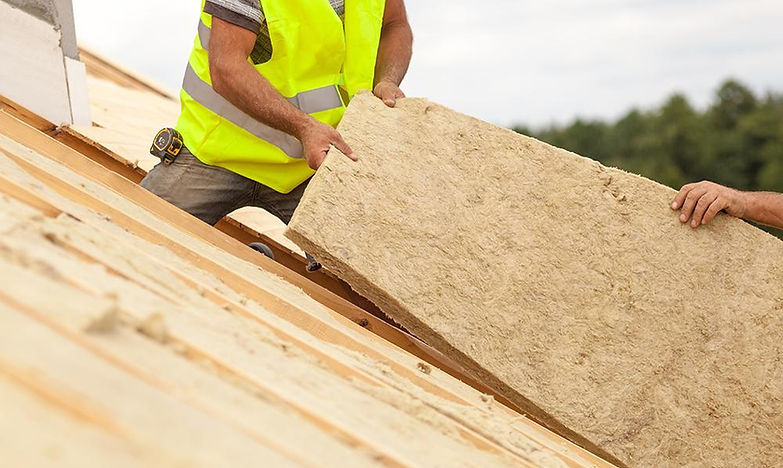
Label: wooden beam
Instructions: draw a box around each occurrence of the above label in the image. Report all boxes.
[79,48,177,100]
[8,243,523,465]
[0,176,62,218]
[0,111,490,394]
[0,372,170,468]
[56,127,148,182]
[0,140,485,398]
[0,264,404,468]
[0,302,305,468]
[0,92,393,322]
[216,216,392,321]
[0,91,391,316]
[0,111,396,334]
[0,223,532,467]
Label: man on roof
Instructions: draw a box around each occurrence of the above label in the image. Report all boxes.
[141,0,412,233]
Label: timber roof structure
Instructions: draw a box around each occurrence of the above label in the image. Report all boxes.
[0,49,616,467]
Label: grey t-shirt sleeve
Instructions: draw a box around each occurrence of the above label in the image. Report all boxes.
[204,0,264,33]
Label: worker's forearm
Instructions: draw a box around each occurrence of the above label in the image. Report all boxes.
[742,191,783,229]
[374,20,413,86]
[211,60,312,139]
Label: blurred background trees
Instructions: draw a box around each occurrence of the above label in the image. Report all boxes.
[514,79,782,235]
[515,79,782,193]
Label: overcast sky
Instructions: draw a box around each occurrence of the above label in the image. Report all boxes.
[71,0,783,127]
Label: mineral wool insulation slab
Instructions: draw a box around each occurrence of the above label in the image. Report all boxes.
[287,92,783,468]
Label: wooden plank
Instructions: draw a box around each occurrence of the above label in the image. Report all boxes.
[0,241,409,468]
[0,214,525,468]
[0,148,536,467]
[216,215,394,321]
[0,175,62,218]
[0,109,474,383]
[0,372,171,468]
[0,100,394,326]
[58,126,150,180]
[79,48,177,100]
[16,218,545,466]
[0,259,392,468]
[65,57,92,125]
[0,136,609,468]
[0,303,303,468]
[0,133,486,396]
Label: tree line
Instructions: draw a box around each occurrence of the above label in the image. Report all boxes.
[513,79,782,235]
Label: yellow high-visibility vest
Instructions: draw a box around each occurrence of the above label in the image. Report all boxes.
[176,0,386,193]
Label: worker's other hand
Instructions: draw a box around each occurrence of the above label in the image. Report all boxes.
[671,180,747,228]
[298,119,356,170]
[373,80,405,107]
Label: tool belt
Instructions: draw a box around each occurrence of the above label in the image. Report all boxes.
[149,127,184,165]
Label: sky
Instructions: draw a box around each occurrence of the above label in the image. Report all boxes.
[71,0,783,128]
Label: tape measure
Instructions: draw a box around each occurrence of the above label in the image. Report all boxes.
[150,127,184,165]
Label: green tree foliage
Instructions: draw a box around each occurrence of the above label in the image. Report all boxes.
[516,79,782,191]
[513,79,782,234]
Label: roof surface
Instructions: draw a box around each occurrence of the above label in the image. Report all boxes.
[0,50,614,467]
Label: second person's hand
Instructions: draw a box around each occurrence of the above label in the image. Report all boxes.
[671,181,747,228]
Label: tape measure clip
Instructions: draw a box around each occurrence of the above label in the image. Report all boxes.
[150,128,184,165]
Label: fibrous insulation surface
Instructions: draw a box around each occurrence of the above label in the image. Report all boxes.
[287,92,783,468]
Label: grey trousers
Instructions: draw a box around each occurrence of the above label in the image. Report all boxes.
[140,147,309,226]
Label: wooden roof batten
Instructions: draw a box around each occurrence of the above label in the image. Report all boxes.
[0,90,542,435]
[0,98,616,467]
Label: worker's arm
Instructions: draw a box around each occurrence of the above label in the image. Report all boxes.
[671,180,783,229]
[373,0,413,107]
[208,18,355,170]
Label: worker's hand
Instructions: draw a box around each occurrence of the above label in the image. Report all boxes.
[671,180,747,228]
[298,119,357,170]
[373,80,405,107]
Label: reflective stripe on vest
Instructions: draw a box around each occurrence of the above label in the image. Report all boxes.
[198,20,210,50]
[197,21,342,111]
[186,21,344,158]
[176,0,385,193]
[182,64,303,157]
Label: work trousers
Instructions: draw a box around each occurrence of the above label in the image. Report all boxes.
[140,147,309,226]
